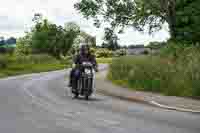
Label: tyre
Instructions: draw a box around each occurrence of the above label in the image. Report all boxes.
[86,78,93,96]
[74,93,79,98]
[71,78,78,97]
[85,95,89,100]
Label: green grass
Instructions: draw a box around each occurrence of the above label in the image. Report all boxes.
[0,54,68,78]
[108,47,200,97]
[97,58,113,64]
[0,63,66,78]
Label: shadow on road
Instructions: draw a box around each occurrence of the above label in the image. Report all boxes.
[71,96,103,102]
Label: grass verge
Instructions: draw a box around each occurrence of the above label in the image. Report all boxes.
[97,58,113,64]
[108,45,200,97]
[0,54,68,78]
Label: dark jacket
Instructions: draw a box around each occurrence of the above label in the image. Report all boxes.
[73,53,98,69]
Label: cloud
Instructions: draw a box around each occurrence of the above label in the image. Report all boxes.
[0,0,170,45]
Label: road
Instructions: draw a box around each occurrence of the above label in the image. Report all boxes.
[0,68,200,133]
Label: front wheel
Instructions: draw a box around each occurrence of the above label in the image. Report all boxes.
[85,95,89,100]
[74,93,79,99]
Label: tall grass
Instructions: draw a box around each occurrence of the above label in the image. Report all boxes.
[0,54,9,68]
[108,45,200,97]
[97,58,113,64]
[0,54,69,78]
[15,54,59,64]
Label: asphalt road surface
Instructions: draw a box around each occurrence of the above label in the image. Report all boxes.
[0,68,200,133]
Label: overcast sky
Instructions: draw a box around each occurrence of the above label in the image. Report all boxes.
[0,0,170,45]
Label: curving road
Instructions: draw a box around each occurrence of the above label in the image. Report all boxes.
[0,68,200,133]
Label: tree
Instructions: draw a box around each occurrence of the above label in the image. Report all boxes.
[64,22,80,33]
[79,31,96,47]
[17,14,98,58]
[6,37,16,45]
[147,41,166,50]
[75,0,200,43]
[75,0,175,36]
[30,15,80,58]
[15,32,32,56]
[175,0,200,42]
[103,28,120,50]
[0,36,5,45]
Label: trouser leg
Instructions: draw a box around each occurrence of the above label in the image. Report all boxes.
[68,69,74,86]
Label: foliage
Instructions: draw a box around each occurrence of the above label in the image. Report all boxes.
[175,0,200,42]
[17,14,97,59]
[95,48,113,58]
[0,54,69,78]
[102,28,120,50]
[147,41,167,50]
[79,31,96,47]
[15,54,59,64]
[15,33,32,56]
[114,49,127,57]
[31,17,80,58]
[0,54,9,68]
[108,44,200,97]
[0,47,15,55]
[75,0,200,43]
[59,55,73,67]
[0,62,66,78]
[75,0,175,36]
[90,47,96,55]
[0,36,16,45]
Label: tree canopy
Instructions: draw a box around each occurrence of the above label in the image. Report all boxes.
[16,14,96,58]
[75,0,200,43]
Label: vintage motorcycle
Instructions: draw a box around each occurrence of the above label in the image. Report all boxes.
[71,62,95,100]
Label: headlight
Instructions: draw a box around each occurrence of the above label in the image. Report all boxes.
[85,69,91,74]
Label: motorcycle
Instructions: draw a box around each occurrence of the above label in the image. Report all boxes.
[71,62,95,100]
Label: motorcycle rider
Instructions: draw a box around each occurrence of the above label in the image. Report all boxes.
[68,44,98,87]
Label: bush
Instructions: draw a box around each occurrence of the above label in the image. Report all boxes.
[59,55,72,67]
[0,55,9,68]
[114,49,126,57]
[95,48,113,58]
[108,45,200,97]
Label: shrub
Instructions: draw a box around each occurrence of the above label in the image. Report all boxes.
[0,55,9,68]
[59,55,72,67]
[114,49,126,57]
[142,50,149,55]
[95,48,113,58]
[90,47,96,55]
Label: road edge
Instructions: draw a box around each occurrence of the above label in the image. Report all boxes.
[96,70,200,114]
